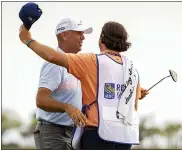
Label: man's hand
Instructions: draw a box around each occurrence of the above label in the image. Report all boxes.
[65,104,87,127]
[19,24,32,44]
[139,87,149,100]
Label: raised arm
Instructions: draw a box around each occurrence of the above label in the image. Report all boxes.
[19,25,68,69]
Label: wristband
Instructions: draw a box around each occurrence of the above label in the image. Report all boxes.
[25,39,35,47]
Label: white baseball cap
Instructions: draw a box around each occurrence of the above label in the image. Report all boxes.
[55,18,93,35]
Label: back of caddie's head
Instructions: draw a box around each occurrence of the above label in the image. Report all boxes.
[100,21,131,52]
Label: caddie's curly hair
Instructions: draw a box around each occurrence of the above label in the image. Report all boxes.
[100,21,131,52]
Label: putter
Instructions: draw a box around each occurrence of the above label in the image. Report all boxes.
[147,69,177,92]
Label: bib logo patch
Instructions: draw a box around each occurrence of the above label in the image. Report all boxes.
[104,83,115,99]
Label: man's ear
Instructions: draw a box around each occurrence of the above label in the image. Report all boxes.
[61,32,67,41]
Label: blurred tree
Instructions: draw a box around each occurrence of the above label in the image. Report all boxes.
[2,110,22,149]
[139,116,148,142]
[139,115,162,148]
[161,123,182,148]
[2,143,22,149]
[20,112,37,137]
[2,111,22,135]
[146,126,161,148]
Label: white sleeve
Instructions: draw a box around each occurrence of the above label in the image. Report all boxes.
[38,62,62,92]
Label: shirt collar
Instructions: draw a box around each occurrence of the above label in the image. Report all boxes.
[101,49,120,55]
[56,47,65,53]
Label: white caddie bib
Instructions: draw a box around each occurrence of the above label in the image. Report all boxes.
[97,54,139,145]
[71,54,140,149]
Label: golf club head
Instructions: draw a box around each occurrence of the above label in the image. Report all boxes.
[169,69,177,82]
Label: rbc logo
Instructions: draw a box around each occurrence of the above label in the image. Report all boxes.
[104,83,115,99]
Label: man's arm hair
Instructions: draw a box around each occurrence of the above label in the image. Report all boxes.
[36,87,68,112]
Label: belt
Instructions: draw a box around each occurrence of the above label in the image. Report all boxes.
[84,126,98,131]
[38,119,73,131]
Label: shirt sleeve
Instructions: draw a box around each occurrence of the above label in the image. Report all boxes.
[38,62,62,92]
[65,53,95,79]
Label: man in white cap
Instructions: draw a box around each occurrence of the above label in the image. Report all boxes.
[33,18,92,150]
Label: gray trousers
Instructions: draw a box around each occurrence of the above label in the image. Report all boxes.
[33,121,73,150]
